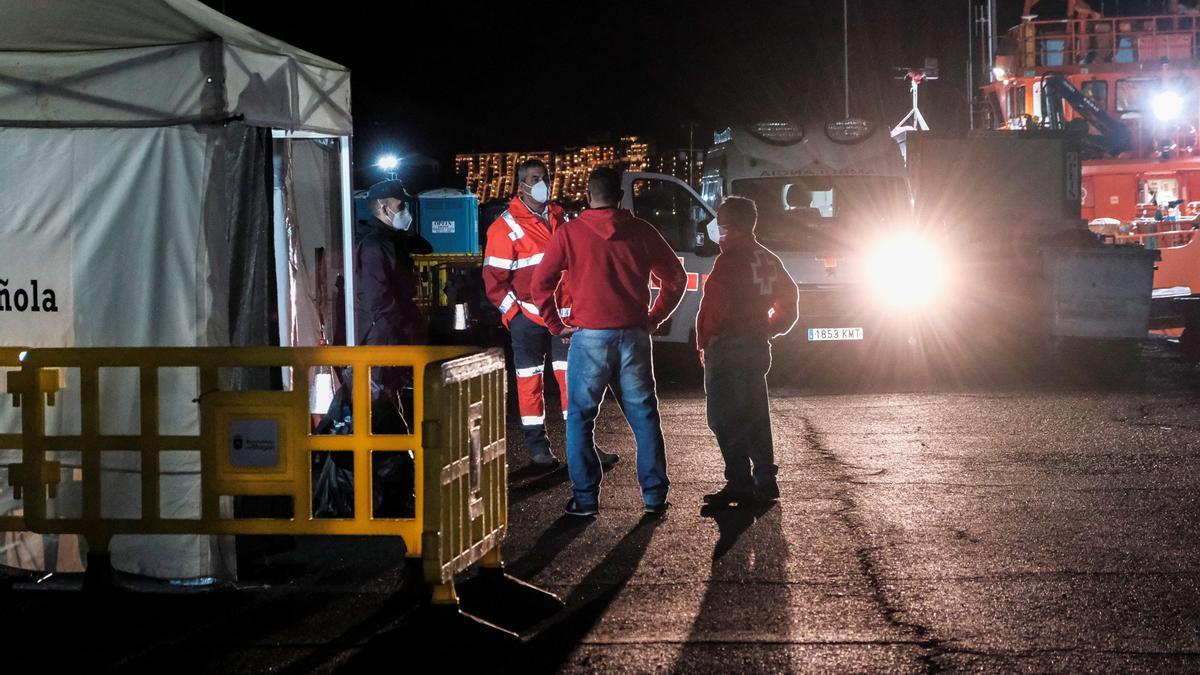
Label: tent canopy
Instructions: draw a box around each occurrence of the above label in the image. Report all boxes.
[0,0,351,134]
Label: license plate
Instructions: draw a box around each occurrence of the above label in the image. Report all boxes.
[807,327,864,341]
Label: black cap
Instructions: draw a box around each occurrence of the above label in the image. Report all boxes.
[366,179,406,201]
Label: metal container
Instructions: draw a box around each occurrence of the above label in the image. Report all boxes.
[1040,244,1158,339]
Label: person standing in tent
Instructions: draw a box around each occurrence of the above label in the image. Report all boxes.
[483,159,619,470]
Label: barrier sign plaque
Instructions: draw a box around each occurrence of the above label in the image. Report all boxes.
[229,418,280,468]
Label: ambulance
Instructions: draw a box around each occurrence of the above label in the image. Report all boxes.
[621,120,925,355]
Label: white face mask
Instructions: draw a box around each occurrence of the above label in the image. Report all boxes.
[390,207,412,231]
[706,218,723,244]
[525,180,550,204]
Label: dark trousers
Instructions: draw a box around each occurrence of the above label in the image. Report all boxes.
[509,312,569,457]
[704,333,778,491]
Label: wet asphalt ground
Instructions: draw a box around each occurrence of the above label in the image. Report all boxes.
[2,339,1199,673]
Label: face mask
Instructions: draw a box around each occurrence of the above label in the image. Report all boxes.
[706,218,723,244]
[525,180,550,204]
[391,208,412,231]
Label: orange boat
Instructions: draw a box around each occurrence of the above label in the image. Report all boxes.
[978,0,1200,318]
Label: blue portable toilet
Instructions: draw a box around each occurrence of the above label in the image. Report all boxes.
[417,188,480,254]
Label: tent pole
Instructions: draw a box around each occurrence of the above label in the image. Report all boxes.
[339,136,356,346]
[272,147,294,371]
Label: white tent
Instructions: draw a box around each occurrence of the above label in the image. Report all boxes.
[0,0,357,579]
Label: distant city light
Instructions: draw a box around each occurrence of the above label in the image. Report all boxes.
[1153,91,1184,122]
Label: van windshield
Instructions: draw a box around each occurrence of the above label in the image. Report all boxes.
[731,176,909,250]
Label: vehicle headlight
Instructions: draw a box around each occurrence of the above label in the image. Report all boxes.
[866,235,946,308]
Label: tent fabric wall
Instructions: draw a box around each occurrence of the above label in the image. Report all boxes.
[0,0,352,580]
[0,124,268,577]
[277,138,342,348]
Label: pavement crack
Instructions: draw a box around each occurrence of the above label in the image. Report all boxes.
[799,411,958,674]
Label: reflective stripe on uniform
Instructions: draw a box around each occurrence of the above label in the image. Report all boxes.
[487,253,542,271]
[498,291,517,313]
[521,415,545,426]
[512,253,544,269]
[517,299,539,315]
[501,211,525,241]
[558,307,571,317]
[551,361,567,372]
[515,365,545,377]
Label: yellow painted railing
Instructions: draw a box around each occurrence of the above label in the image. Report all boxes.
[1,346,509,592]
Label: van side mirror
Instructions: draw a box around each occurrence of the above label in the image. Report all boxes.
[693,221,719,257]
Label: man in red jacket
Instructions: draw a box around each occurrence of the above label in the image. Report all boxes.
[484,159,618,469]
[696,196,799,506]
[531,167,687,517]
[486,159,566,467]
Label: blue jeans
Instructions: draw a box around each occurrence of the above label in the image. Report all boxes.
[566,328,669,509]
[704,333,777,491]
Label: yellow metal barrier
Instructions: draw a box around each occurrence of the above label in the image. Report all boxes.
[4,346,516,583]
[0,347,26,534]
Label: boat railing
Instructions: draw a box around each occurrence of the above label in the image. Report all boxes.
[1010,14,1200,69]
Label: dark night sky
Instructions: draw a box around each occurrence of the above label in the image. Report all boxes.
[201,1,1003,186]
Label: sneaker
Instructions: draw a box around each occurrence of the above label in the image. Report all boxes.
[565,498,599,517]
[702,485,755,506]
[530,452,561,469]
[754,482,780,502]
[644,501,671,514]
[596,447,620,468]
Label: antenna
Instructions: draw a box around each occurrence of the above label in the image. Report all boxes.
[843,0,851,118]
[890,58,939,138]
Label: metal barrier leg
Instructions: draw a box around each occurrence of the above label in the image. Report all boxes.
[456,549,564,636]
[83,547,115,593]
[430,581,459,607]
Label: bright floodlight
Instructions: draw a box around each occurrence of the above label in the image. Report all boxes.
[376,154,400,171]
[866,234,946,309]
[992,66,1007,80]
[1153,91,1184,122]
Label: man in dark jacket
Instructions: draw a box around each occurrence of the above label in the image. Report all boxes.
[355,179,431,346]
[349,179,431,517]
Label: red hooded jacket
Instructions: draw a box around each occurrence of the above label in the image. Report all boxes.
[483,196,571,327]
[531,207,686,335]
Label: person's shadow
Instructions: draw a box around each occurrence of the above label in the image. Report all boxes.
[674,503,791,673]
[506,514,595,580]
[519,514,666,673]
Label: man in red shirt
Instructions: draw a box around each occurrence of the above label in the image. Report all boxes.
[696,196,799,506]
[531,167,687,516]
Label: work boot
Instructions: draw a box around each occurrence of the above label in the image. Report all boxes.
[529,452,561,469]
[702,485,755,506]
[596,447,620,468]
[754,481,780,503]
[524,427,556,468]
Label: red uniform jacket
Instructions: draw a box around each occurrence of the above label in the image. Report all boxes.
[531,207,687,335]
[483,196,571,327]
[696,233,799,350]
